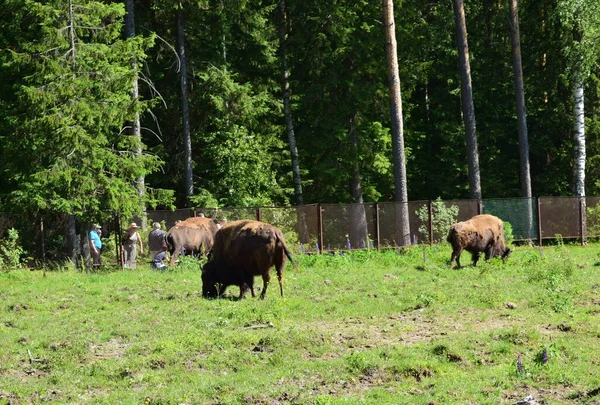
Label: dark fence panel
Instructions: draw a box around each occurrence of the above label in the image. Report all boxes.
[320,203,377,251]
[146,208,194,230]
[585,197,600,238]
[377,202,408,248]
[217,207,259,222]
[4,196,600,268]
[482,198,537,241]
[539,197,580,240]
[260,206,318,254]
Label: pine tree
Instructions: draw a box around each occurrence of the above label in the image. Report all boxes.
[1,0,172,222]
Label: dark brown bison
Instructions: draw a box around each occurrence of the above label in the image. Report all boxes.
[166,216,220,266]
[447,214,511,269]
[201,220,293,299]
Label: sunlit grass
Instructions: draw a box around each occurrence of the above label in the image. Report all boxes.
[1,243,600,404]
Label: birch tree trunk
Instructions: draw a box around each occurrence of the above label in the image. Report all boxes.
[452,0,482,200]
[573,70,586,198]
[573,64,586,242]
[125,0,146,228]
[177,8,194,205]
[509,0,533,239]
[383,0,410,246]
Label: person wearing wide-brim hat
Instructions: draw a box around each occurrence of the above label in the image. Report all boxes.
[122,222,143,269]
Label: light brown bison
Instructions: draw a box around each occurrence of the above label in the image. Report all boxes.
[166,216,219,266]
[202,220,293,299]
[446,214,511,269]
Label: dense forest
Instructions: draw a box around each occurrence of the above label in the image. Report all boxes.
[1,0,600,222]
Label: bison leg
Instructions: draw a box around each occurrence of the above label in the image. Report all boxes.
[238,284,249,299]
[450,248,462,269]
[276,264,285,298]
[169,245,181,267]
[471,252,481,266]
[260,272,270,300]
[246,276,256,298]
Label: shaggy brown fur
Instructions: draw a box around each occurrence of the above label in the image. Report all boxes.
[166,217,219,266]
[446,214,511,269]
[202,220,293,299]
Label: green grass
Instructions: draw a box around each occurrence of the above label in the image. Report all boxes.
[2,244,600,404]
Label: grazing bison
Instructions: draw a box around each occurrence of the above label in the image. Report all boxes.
[166,216,219,266]
[447,214,511,269]
[202,220,293,299]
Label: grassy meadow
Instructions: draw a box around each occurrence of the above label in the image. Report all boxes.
[2,243,600,404]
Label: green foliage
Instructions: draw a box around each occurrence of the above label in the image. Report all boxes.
[0,228,26,269]
[587,202,600,235]
[3,0,600,214]
[194,68,284,207]
[503,221,514,246]
[0,0,171,221]
[189,189,220,210]
[415,197,459,243]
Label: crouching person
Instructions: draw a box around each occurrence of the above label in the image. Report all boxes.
[152,245,169,271]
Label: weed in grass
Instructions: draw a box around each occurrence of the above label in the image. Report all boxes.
[431,343,464,363]
[345,351,373,375]
[415,292,435,309]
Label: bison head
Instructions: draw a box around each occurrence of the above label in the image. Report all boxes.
[201,261,221,298]
[501,248,511,263]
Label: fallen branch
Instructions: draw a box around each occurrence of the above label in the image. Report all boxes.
[27,349,47,364]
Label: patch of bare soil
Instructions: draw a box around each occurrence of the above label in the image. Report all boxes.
[503,386,577,405]
[89,338,130,360]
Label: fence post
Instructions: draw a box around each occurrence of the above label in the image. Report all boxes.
[375,203,381,251]
[317,204,324,254]
[39,216,46,262]
[537,198,543,247]
[115,215,124,269]
[428,200,434,246]
[256,207,262,222]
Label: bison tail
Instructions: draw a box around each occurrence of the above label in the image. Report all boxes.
[284,246,298,271]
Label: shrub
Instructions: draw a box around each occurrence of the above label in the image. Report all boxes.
[503,221,514,246]
[415,197,459,244]
[0,228,26,269]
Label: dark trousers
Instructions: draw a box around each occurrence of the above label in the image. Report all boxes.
[91,248,102,266]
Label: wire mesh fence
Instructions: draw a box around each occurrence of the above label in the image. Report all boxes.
[2,196,600,266]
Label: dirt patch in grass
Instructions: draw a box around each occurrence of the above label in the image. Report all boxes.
[89,338,130,360]
[504,385,575,405]
[303,310,521,353]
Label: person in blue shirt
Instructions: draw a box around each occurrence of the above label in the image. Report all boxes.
[89,224,102,266]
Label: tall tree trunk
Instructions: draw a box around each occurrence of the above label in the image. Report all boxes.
[277,0,308,243]
[509,0,533,239]
[125,0,146,228]
[452,0,482,200]
[177,8,194,205]
[573,68,586,198]
[573,63,586,242]
[278,0,303,206]
[383,0,410,246]
[349,117,368,250]
[65,213,77,265]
